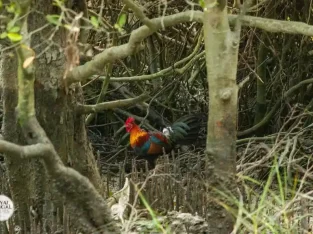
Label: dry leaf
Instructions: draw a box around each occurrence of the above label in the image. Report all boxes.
[23,56,35,68]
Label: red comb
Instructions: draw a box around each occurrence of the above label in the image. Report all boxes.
[125,117,135,124]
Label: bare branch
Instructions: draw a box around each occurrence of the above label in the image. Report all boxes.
[66,10,203,85]
[66,10,313,85]
[229,14,313,36]
[89,42,204,82]
[76,93,150,114]
[123,0,156,30]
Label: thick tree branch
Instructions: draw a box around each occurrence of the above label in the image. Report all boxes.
[67,10,313,86]
[229,14,313,36]
[89,45,204,82]
[0,141,49,158]
[76,93,149,114]
[66,10,203,84]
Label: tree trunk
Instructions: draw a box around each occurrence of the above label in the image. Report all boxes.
[1,49,32,231]
[28,0,104,225]
[203,1,240,233]
[0,1,104,232]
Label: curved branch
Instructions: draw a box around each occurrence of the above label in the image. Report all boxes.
[1,116,119,233]
[88,33,204,82]
[123,0,156,30]
[66,10,203,85]
[76,93,150,114]
[238,78,313,137]
[0,141,49,158]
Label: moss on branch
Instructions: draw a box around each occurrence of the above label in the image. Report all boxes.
[14,0,35,125]
[16,45,35,125]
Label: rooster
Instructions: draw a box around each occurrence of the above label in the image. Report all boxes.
[124,115,203,168]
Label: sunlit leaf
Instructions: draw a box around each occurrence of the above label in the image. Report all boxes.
[23,56,35,68]
[0,0,3,9]
[46,14,61,26]
[117,13,127,28]
[7,32,22,42]
[8,26,20,33]
[90,16,99,29]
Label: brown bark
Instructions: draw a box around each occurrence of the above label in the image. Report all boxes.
[27,0,104,189]
[0,50,32,231]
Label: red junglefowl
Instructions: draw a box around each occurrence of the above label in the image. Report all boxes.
[124,115,203,168]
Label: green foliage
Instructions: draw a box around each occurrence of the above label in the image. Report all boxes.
[8,26,20,33]
[137,188,167,233]
[117,13,127,28]
[114,12,127,34]
[46,14,61,26]
[6,1,18,14]
[7,32,22,42]
[199,0,205,8]
[213,156,305,233]
[52,0,65,7]
[0,32,6,39]
[0,1,24,43]
[90,15,99,29]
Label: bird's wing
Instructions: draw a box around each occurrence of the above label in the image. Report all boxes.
[145,132,171,155]
[149,132,169,147]
[131,130,170,156]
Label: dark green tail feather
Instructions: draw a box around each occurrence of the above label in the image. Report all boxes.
[165,114,205,146]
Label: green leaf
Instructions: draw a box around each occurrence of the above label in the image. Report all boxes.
[0,0,3,9]
[52,0,65,7]
[114,24,126,34]
[6,20,15,31]
[7,32,22,42]
[117,13,127,28]
[6,2,16,13]
[8,26,20,33]
[90,16,99,29]
[199,0,205,8]
[0,32,7,39]
[46,14,61,26]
